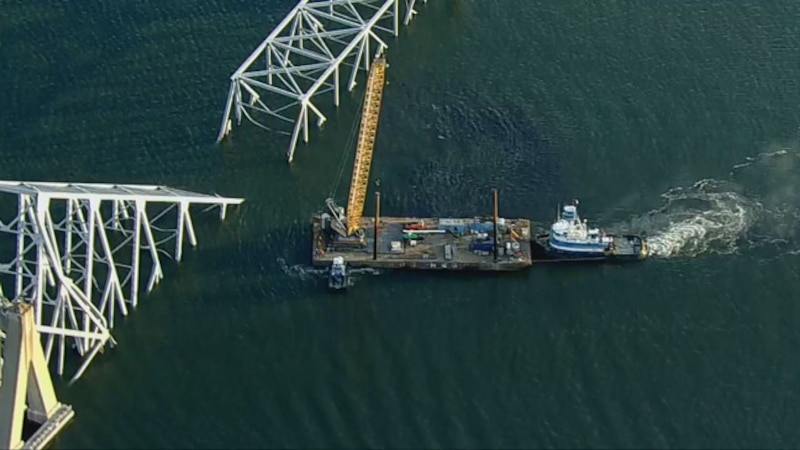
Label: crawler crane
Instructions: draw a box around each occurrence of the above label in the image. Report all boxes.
[311,52,536,273]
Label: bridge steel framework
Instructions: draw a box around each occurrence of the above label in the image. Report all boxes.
[0,181,243,382]
[216,0,428,162]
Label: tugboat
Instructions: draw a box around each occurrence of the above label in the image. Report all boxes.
[328,256,349,291]
[532,200,648,262]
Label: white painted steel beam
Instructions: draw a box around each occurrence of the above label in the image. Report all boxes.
[0,181,244,382]
[216,0,428,162]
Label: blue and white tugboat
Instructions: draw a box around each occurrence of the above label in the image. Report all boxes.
[532,200,648,262]
[328,256,349,291]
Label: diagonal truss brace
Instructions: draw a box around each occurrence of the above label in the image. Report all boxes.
[216,0,429,163]
[0,181,244,382]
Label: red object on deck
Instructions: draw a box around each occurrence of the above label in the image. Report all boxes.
[405,220,427,230]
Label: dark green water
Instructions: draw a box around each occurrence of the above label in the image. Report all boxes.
[3,0,800,448]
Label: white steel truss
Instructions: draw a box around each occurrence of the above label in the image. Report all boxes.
[216,0,428,162]
[0,181,243,382]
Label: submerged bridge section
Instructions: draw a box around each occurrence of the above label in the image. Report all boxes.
[216,0,429,162]
[0,181,243,383]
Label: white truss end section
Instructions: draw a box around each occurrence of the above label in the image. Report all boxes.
[216,0,429,163]
[0,181,244,382]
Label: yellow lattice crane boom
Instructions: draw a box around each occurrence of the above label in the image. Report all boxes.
[345,55,386,235]
[324,53,387,239]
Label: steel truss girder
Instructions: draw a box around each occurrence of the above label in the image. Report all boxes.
[217,0,428,163]
[0,181,244,382]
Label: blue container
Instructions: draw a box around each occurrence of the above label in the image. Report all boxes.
[470,241,494,252]
[469,222,494,233]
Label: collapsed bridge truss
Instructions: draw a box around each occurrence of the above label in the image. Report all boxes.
[0,181,243,382]
[216,0,428,162]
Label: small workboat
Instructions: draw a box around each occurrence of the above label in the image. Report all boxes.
[328,256,349,291]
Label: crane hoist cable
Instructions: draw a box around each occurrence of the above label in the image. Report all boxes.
[329,84,367,201]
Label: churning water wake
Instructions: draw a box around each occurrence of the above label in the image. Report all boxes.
[622,147,800,259]
[276,258,382,281]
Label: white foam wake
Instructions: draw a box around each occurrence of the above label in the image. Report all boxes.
[624,146,800,259]
[277,257,327,280]
[635,180,758,258]
[277,258,383,281]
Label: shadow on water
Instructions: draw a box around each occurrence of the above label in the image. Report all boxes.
[378,91,566,222]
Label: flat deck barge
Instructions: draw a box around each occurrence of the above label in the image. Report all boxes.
[312,215,533,271]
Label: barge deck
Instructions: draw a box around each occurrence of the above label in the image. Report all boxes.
[312,215,533,271]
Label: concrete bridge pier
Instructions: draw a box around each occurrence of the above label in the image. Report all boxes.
[0,300,75,450]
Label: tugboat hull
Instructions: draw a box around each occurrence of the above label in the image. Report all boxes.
[532,233,648,263]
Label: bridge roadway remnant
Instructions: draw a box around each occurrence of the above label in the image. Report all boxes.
[216,0,429,162]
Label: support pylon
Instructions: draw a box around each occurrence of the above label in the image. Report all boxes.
[0,299,75,450]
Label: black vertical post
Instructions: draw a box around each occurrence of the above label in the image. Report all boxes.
[493,188,499,261]
[373,191,380,260]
